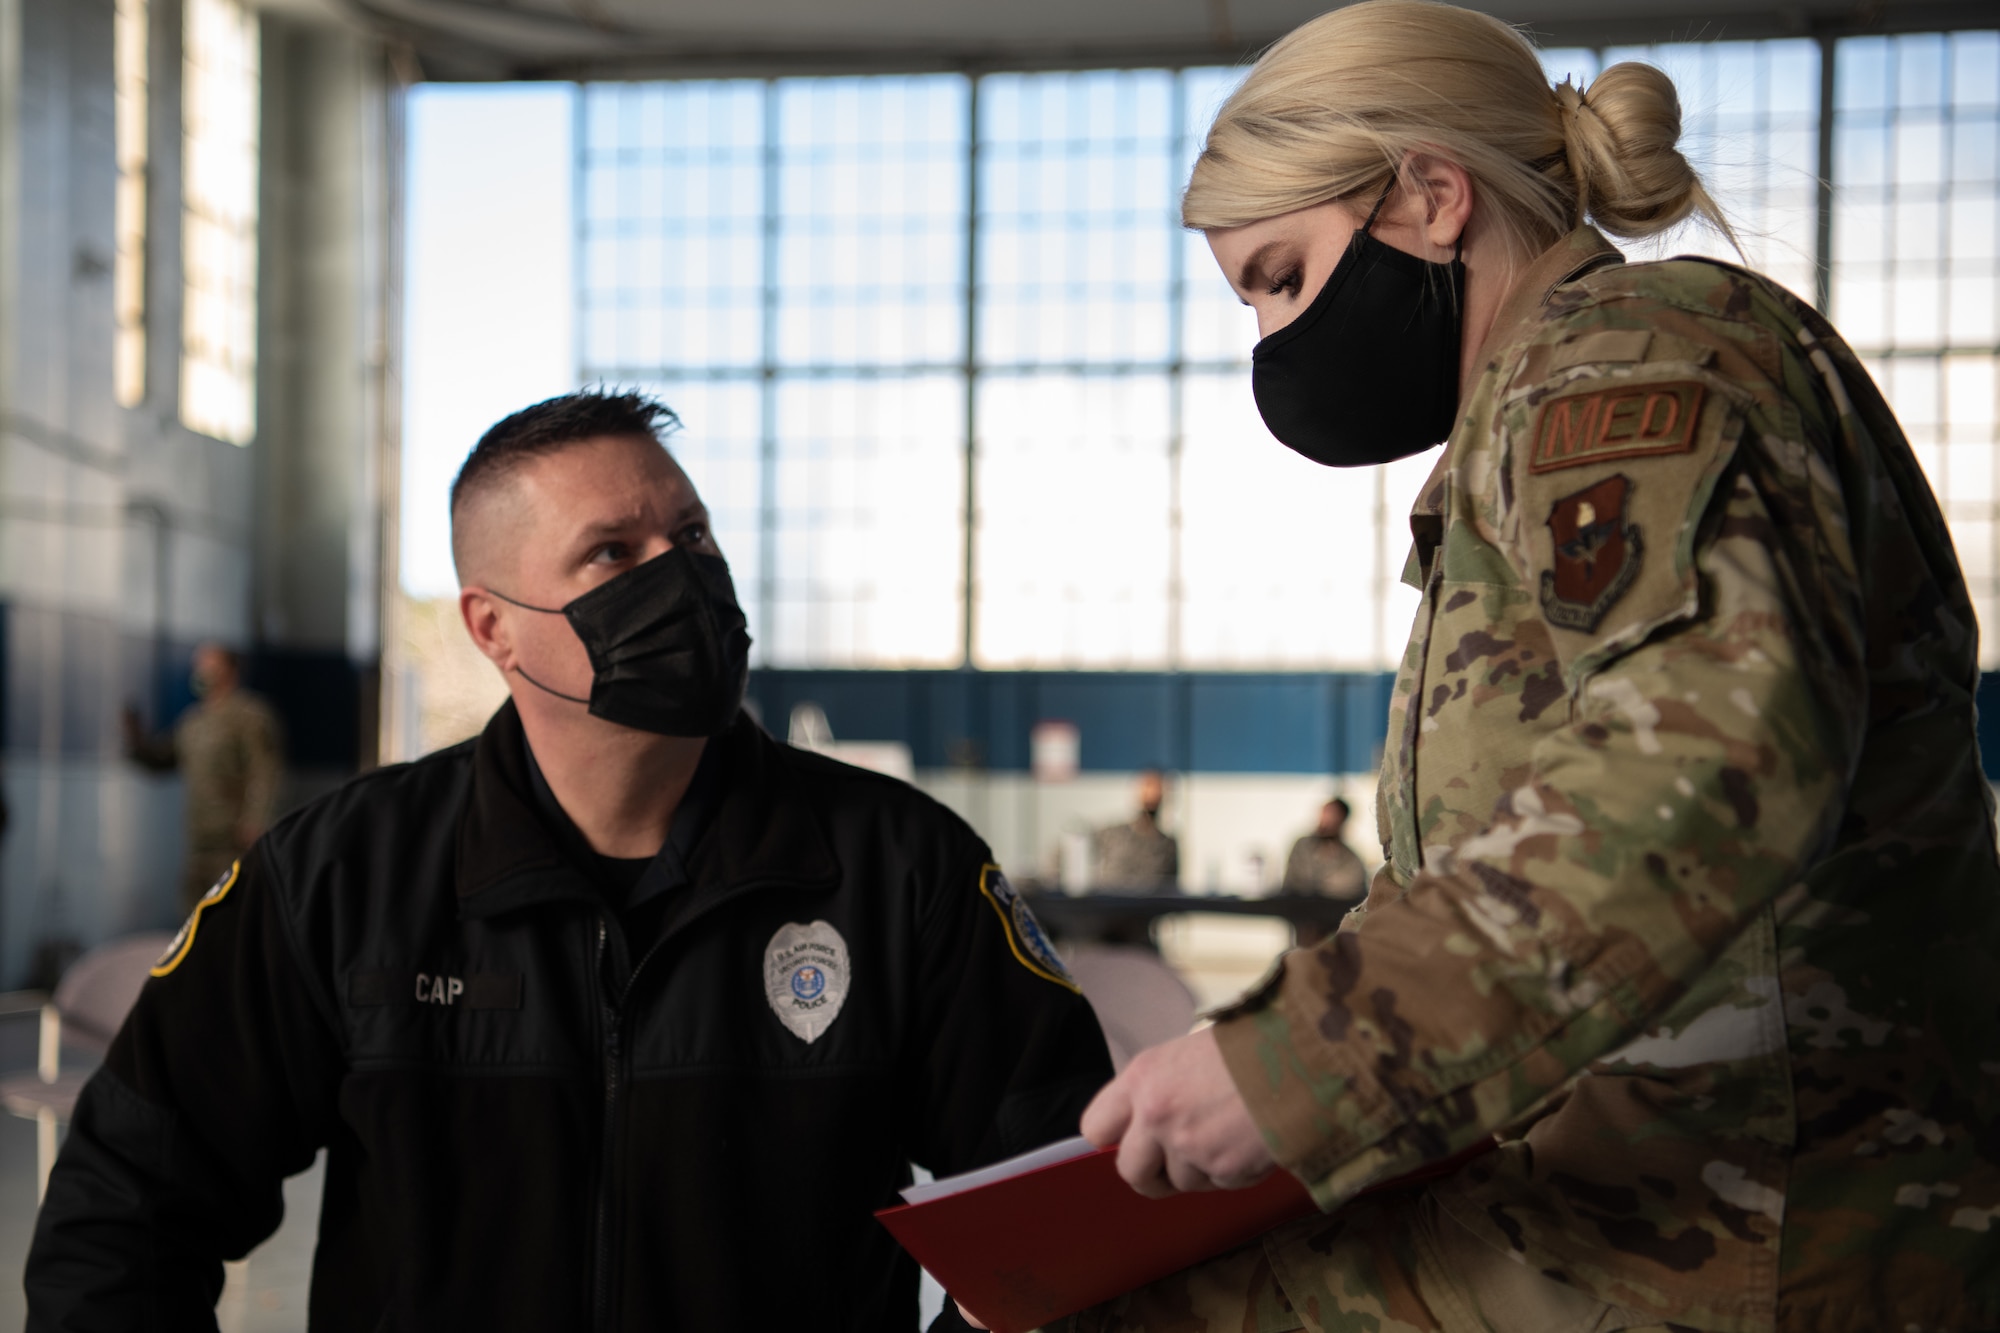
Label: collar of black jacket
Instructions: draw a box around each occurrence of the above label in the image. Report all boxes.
[454,701,842,920]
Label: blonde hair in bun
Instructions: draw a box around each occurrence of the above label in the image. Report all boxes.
[1183,0,1737,254]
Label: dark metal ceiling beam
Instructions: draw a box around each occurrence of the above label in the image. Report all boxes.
[322,0,2000,82]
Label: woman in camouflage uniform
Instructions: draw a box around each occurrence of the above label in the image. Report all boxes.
[1036,3,2000,1331]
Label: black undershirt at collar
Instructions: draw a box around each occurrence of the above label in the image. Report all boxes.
[521,732,726,918]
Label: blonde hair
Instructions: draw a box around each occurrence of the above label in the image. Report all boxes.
[1182,0,1734,255]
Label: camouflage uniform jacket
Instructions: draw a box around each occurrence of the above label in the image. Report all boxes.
[1212,227,2000,1332]
[1282,834,1369,900]
[176,690,284,846]
[1093,819,1181,891]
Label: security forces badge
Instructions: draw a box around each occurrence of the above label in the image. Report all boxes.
[763,920,851,1044]
[979,866,1079,993]
[151,860,241,978]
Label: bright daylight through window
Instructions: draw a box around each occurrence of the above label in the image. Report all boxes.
[575,32,1999,669]
[113,0,148,407]
[179,0,259,446]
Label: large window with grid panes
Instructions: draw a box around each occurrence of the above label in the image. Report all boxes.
[574,31,2000,669]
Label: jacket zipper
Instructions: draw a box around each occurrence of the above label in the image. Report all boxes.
[592,916,618,1332]
[591,915,681,1331]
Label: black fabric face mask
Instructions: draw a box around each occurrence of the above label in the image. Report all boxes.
[491,547,752,738]
[1249,187,1466,468]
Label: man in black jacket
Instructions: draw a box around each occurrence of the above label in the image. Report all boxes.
[26,391,1112,1331]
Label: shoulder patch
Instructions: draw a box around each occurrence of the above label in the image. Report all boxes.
[1530,380,1705,474]
[978,866,1079,993]
[151,860,241,977]
[1541,474,1642,632]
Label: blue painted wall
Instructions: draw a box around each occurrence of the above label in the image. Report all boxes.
[744,669,1396,775]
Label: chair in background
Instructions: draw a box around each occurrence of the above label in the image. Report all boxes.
[0,932,173,1200]
[1063,944,1200,1072]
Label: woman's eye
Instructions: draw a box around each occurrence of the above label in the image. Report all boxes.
[1265,268,1302,298]
[675,524,709,549]
[590,542,631,565]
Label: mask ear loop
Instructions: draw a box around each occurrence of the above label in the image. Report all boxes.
[480,586,594,706]
[1361,177,1395,233]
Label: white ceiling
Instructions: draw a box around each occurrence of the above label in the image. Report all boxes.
[279,0,1997,79]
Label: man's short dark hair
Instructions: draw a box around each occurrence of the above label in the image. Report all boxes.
[449,388,681,521]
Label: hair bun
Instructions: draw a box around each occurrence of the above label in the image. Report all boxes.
[1558,62,1708,239]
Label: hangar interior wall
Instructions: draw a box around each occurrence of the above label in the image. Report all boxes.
[0,0,397,986]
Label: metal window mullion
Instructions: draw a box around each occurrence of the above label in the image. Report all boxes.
[961,75,981,669]
[571,84,588,383]
[1166,72,1186,672]
[1815,35,1838,313]
[759,79,780,666]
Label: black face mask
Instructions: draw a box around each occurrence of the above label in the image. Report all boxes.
[492,547,752,738]
[1250,187,1465,468]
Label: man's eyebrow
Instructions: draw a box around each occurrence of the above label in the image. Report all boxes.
[569,502,708,544]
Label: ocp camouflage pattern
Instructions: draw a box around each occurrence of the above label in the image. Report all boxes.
[1200,228,2000,1332]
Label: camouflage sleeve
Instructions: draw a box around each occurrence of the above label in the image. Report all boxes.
[1212,335,1865,1204]
[240,701,285,833]
[127,724,179,773]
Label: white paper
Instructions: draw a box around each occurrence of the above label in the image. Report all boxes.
[899,1135,1099,1206]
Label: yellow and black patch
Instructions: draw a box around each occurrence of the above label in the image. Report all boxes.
[977,865,1079,993]
[1530,380,1705,473]
[151,860,241,977]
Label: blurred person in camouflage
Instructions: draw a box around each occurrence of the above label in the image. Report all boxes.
[124,643,283,911]
[1092,768,1180,891]
[1280,797,1366,901]
[1028,4,2000,1332]
[1281,798,1367,947]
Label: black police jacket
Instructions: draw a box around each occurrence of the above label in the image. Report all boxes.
[26,705,1112,1330]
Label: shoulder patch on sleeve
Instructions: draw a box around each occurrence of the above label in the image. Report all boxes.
[1541,473,1643,632]
[1548,327,1652,372]
[978,866,1079,993]
[151,860,241,977]
[1530,379,1705,474]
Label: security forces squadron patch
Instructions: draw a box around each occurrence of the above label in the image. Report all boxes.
[151,860,241,978]
[763,920,851,1044]
[1541,473,1643,633]
[979,866,1079,993]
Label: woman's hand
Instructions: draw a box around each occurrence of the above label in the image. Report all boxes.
[1079,1027,1274,1197]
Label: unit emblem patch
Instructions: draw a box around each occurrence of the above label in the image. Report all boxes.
[151,861,241,978]
[1530,379,1704,473]
[763,920,850,1044]
[979,866,1079,993]
[1540,474,1643,633]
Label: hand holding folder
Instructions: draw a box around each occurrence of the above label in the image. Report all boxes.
[877,1136,1497,1333]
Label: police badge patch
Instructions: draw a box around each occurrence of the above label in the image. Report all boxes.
[762,920,851,1044]
[978,866,1079,993]
[151,860,241,978]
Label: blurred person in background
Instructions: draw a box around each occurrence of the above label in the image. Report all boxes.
[122,642,284,911]
[35,390,1108,1332]
[1040,2,2000,1331]
[1281,797,1366,945]
[1091,768,1179,892]
[1280,797,1366,901]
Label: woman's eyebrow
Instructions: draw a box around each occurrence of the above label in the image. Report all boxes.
[1235,240,1285,295]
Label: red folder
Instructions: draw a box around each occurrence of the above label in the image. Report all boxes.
[877,1139,1494,1333]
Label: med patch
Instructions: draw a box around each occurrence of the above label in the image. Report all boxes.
[151,860,241,977]
[979,865,1078,992]
[1541,474,1642,633]
[1530,379,1704,473]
